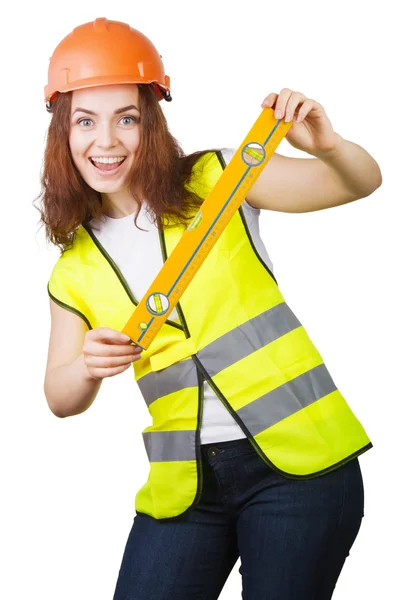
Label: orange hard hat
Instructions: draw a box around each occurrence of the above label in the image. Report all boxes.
[44,17,171,110]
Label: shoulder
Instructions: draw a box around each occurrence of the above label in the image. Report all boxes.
[219,147,235,165]
[49,225,90,277]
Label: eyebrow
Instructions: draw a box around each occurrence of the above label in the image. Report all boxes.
[72,104,140,116]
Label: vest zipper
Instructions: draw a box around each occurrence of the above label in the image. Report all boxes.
[82,223,184,331]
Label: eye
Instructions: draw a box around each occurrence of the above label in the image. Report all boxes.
[77,116,138,127]
[120,116,138,125]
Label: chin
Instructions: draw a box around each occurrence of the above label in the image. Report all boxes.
[90,181,126,194]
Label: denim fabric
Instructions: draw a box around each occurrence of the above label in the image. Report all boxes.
[113,437,364,599]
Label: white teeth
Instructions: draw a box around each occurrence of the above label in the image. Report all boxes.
[91,156,125,164]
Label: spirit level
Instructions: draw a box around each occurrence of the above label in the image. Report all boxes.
[122,107,293,349]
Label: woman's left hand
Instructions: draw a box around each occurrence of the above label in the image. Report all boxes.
[262,89,339,157]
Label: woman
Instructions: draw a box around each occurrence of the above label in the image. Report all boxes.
[40,17,382,600]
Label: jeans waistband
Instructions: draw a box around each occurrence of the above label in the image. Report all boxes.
[200,436,255,458]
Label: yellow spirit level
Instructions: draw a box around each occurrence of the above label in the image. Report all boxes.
[122,107,293,349]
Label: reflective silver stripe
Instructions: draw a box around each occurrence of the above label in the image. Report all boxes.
[142,364,337,463]
[237,363,337,436]
[138,359,198,406]
[142,430,197,462]
[138,302,300,403]
[197,302,301,375]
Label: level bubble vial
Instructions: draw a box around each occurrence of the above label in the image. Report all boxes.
[242,143,265,166]
[146,292,170,315]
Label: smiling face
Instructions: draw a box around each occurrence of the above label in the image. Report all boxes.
[69,84,141,208]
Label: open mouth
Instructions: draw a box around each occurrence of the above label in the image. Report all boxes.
[89,157,127,173]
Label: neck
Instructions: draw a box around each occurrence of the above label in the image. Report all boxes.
[100,189,140,218]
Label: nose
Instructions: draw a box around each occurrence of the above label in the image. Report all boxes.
[96,122,118,149]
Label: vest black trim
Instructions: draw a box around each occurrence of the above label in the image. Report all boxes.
[156,219,190,334]
[216,149,278,285]
[47,283,92,330]
[83,222,184,332]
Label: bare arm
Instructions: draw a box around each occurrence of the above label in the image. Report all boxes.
[44,299,102,418]
[45,356,103,418]
[44,299,142,418]
[246,137,382,213]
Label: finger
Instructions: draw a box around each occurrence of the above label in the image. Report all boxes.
[83,339,142,357]
[85,352,142,369]
[295,98,314,123]
[284,92,307,122]
[274,88,293,119]
[88,327,132,345]
[89,362,134,380]
[262,93,278,108]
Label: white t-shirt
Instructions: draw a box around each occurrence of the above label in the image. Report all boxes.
[89,148,274,444]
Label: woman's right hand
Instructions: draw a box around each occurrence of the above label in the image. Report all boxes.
[82,327,142,380]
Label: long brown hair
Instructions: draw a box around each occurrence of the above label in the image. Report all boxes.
[34,84,219,254]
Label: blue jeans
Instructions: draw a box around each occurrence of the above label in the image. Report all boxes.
[113,437,364,599]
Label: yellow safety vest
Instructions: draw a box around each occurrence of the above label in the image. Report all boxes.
[48,150,372,521]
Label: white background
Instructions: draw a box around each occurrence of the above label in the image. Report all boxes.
[1,0,397,598]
